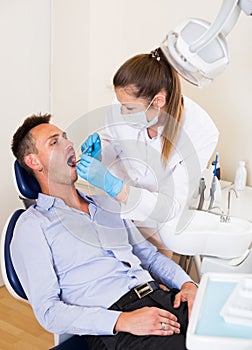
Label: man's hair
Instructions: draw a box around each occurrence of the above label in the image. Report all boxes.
[11,113,51,174]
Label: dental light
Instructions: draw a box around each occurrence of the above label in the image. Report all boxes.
[161,0,252,87]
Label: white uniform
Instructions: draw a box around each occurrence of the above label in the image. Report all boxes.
[100,96,219,231]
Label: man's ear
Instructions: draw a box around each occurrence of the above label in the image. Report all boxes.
[24,154,42,172]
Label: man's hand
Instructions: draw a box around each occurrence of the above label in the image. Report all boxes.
[173,282,197,319]
[114,306,181,336]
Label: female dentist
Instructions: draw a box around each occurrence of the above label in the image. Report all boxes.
[76,48,219,257]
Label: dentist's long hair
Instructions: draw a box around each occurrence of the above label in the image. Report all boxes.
[113,47,184,166]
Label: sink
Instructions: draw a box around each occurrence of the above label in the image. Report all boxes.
[159,210,252,259]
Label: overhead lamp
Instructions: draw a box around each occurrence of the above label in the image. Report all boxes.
[161,0,252,87]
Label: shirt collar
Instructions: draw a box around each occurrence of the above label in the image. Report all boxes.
[36,190,96,211]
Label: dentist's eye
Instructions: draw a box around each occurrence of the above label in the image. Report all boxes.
[126,107,134,111]
[121,105,134,113]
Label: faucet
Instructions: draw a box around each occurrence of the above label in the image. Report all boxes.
[227,187,238,218]
[219,187,238,223]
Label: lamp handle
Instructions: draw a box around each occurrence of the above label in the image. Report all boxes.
[190,0,240,53]
[239,0,252,15]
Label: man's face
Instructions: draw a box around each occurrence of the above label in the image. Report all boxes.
[30,123,78,186]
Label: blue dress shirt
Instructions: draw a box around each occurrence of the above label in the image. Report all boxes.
[11,191,192,335]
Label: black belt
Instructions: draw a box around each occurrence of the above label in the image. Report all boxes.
[115,281,159,309]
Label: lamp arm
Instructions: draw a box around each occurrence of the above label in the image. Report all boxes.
[239,0,252,15]
[161,0,252,87]
[190,0,240,53]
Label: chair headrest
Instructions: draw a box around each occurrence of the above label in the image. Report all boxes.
[14,160,41,200]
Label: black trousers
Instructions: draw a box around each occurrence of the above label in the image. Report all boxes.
[84,288,188,350]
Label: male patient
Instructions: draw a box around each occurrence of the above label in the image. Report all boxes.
[10,114,197,350]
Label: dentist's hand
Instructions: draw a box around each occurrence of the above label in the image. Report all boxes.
[81,133,101,160]
[76,154,124,198]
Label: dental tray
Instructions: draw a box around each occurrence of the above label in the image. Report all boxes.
[220,277,252,327]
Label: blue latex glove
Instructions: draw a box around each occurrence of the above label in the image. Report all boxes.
[81,133,101,160]
[76,154,124,198]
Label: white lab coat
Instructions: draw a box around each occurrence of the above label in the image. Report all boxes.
[99,96,219,229]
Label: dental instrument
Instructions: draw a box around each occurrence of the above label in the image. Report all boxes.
[212,152,220,180]
[161,0,252,87]
[213,152,219,177]
[208,176,216,211]
[197,177,206,210]
[67,146,89,167]
[208,153,219,211]
[68,134,102,167]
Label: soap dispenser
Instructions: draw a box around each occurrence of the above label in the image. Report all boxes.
[234,161,247,191]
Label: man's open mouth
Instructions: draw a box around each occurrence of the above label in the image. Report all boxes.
[67,155,76,167]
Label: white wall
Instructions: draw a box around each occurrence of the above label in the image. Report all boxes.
[52,0,252,186]
[51,0,89,128]
[0,0,51,285]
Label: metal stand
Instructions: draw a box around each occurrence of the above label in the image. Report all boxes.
[179,255,201,282]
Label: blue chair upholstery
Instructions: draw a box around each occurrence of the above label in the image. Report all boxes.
[1,161,89,350]
[3,208,27,300]
[14,160,40,199]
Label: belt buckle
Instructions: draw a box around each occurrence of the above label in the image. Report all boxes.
[134,282,153,299]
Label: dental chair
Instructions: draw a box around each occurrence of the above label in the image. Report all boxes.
[0,160,89,350]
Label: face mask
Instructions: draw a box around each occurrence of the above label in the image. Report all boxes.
[121,97,160,129]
